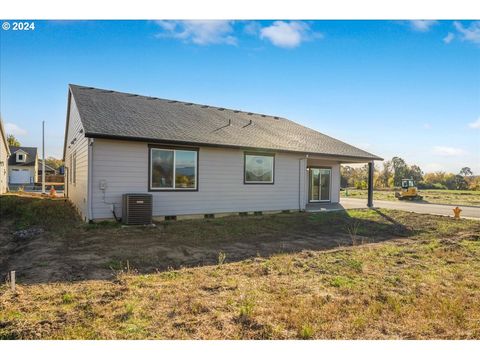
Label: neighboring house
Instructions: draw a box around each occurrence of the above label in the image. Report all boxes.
[38,159,58,176]
[0,118,10,194]
[8,146,38,185]
[64,84,382,222]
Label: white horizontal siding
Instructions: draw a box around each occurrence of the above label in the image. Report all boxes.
[0,137,7,193]
[64,96,89,220]
[91,139,307,220]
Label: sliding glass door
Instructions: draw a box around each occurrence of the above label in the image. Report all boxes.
[309,168,331,202]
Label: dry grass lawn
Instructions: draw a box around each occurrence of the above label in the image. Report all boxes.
[0,195,479,339]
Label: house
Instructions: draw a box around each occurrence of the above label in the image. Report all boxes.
[0,118,10,194]
[63,84,382,222]
[38,159,58,176]
[8,146,38,185]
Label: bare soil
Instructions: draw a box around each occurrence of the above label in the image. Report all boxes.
[0,214,357,284]
[0,195,416,284]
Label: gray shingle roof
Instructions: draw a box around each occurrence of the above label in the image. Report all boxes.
[8,146,37,166]
[69,84,382,161]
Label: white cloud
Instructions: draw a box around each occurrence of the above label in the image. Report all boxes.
[432,146,467,156]
[454,21,480,44]
[155,20,236,45]
[443,32,455,44]
[259,21,322,48]
[5,123,27,136]
[468,117,480,129]
[409,20,438,32]
[243,21,261,36]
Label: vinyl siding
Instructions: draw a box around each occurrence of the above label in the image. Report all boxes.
[64,96,89,220]
[0,135,8,193]
[90,139,315,220]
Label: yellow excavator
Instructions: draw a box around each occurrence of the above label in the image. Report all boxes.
[395,179,423,200]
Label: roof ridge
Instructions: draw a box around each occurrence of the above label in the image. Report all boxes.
[69,84,284,120]
[9,146,37,149]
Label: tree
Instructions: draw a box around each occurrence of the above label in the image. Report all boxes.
[454,174,468,190]
[340,165,355,188]
[459,167,473,177]
[45,156,64,170]
[391,157,408,187]
[407,164,423,183]
[377,160,393,188]
[7,134,20,147]
[444,173,456,190]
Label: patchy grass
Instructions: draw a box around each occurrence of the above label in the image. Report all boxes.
[0,194,80,233]
[0,202,479,339]
[341,189,480,206]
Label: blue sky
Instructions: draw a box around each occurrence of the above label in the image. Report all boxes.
[1,20,479,173]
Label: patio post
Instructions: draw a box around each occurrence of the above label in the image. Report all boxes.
[367,161,374,207]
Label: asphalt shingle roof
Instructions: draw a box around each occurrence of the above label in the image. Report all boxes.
[8,146,37,166]
[69,84,382,161]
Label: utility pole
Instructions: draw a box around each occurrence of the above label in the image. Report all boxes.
[42,120,46,194]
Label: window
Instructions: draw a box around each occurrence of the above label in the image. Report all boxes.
[72,151,77,185]
[244,153,275,184]
[150,147,198,190]
[18,154,23,161]
[68,154,72,184]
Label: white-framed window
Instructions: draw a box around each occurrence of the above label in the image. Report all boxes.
[149,146,198,191]
[72,151,77,185]
[68,154,72,184]
[244,152,275,184]
[16,153,26,162]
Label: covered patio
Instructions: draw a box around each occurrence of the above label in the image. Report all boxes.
[299,154,378,212]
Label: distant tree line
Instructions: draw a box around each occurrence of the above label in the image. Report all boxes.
[341,157,479,191]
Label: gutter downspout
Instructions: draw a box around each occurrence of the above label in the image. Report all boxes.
[87,138,94,221]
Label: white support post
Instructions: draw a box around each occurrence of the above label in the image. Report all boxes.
[10,271,15,291]
[42,121,46,194]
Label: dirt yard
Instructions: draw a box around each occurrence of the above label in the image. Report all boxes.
[0,194,414,284]
[1,194,479,339]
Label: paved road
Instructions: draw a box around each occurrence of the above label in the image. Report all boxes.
[340,197,480,219]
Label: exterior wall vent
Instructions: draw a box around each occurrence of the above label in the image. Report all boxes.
[122,193,152,225]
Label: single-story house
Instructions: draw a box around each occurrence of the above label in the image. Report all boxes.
[38,159,58,176]
[0,118,10,194]
[8,146,38,185]
[63,84,382,222]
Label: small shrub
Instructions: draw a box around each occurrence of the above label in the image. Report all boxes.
[105,259,123,270]
[218,251,227,265]
[345,258,363,272]
[62,293,75,304]
[345,221,361,246]
[238,296,255,323]
[161,268,181,280]
[329,276,354,288]
[298,324,314,339]
[123,303,134,320]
